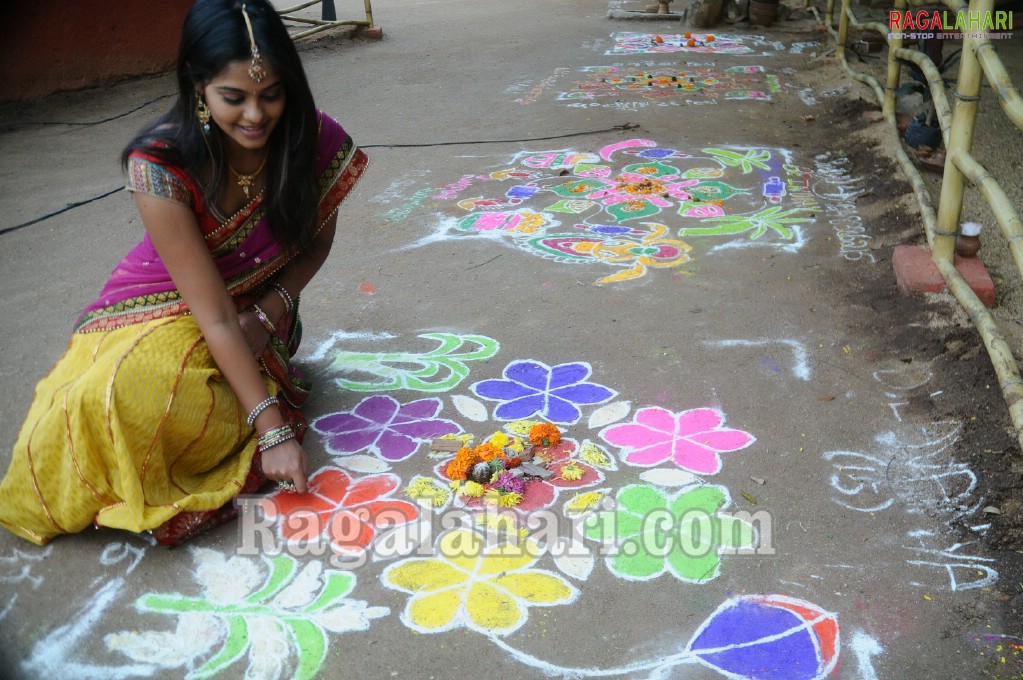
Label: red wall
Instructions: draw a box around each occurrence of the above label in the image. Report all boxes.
[0,0,193,102]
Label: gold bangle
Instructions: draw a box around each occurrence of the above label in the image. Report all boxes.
[251,303,276,335]
[270,282,294,314]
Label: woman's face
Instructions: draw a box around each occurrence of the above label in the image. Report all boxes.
[202,60,286,156]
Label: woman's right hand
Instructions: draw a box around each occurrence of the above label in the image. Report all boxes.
[260,439,309,494]
[238,310,272,359]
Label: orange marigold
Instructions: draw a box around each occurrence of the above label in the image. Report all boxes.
[475,442,504,462]
[706,35,715,42]
[446,447,480,479]
[446,459,471,480]
[529,423,562,448]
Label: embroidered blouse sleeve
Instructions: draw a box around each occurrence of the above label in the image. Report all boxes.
[125,155,194,208]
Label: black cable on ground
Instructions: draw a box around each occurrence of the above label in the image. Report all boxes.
[1,123,639,235]
[0,188,124,236]
[3,94,175,131]
[361,123,639,148]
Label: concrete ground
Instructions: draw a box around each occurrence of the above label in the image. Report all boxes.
[1,0,1022,678]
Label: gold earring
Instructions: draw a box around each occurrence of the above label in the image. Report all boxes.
[196,93,211,134]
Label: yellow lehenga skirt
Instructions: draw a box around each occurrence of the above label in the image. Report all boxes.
[0,315,276,545]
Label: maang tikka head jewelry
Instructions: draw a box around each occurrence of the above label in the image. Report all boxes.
[241,4,267,83]
[196,92,211,133]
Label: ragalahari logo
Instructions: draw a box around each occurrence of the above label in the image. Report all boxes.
[888,9,1013,40]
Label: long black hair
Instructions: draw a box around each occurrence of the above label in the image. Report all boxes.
[123,0,319,253]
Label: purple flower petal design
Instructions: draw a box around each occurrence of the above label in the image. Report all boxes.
[493,394,548,422]
[549,363,593,389]
[473,378,537,401]
[550,383,617,405]
[504,361,552,390]
[311,395,460,462]
[471,360,617,425]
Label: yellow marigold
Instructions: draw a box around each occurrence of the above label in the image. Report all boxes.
[566,491,603,513]
[488,432,510,450]
[499,493,524,507]
[529,423,562,448]
[506,436,525,454]
[462,481,486,497]
[439,433,474,444]
[579,441,613,469]
[405,477,450,507]
[559,461,584,481]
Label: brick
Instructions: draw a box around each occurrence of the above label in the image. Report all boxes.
[892,244,996,307]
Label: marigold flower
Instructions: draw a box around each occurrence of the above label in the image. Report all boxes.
[446,459,471,481]
[475,442,504,462]
[489,432,511,451]
[560,461,585,481]
[529,423,562,448]
[706,35,715,42]
[455,447,478,466]
[687,39,697,47]
[566,491,603,513]
[506,457,522,469]
[405,477,450,507]
[499,493,524,507]
[462,481,486,497]
[684,32,692,38]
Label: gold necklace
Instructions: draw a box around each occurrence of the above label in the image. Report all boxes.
[228,154,268,198]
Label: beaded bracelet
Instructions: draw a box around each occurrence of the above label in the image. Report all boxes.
[258,424,292,442]
[257,424,295,450]
[257,431,294,454]
[251,303,276,335]
[270,282,294,314]
[246,395,278,426]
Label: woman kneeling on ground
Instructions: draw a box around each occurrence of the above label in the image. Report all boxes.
[0,0,367,547]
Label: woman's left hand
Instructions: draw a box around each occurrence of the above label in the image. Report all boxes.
[238,310,271,358]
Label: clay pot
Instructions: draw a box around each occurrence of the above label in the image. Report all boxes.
[748,0,778,26]
[956,234,981,258]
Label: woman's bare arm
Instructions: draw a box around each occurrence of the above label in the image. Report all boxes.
[246,212,339,326]
[133,193,308,492]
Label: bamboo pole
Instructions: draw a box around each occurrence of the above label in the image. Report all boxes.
[891,47,953,146]
[277,0,373,40]
[974,39,1023,131]
[812,0,1023,447]
[952,148,1023,279]
[883,0,906,117]
[933,0,989,264]
[837,0,852,50]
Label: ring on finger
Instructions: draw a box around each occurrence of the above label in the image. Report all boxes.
[277,480,298,493]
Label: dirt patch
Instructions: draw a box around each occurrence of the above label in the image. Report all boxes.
[811,85,1023,634]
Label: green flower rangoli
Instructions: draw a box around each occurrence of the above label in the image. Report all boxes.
[583,483,757,582]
